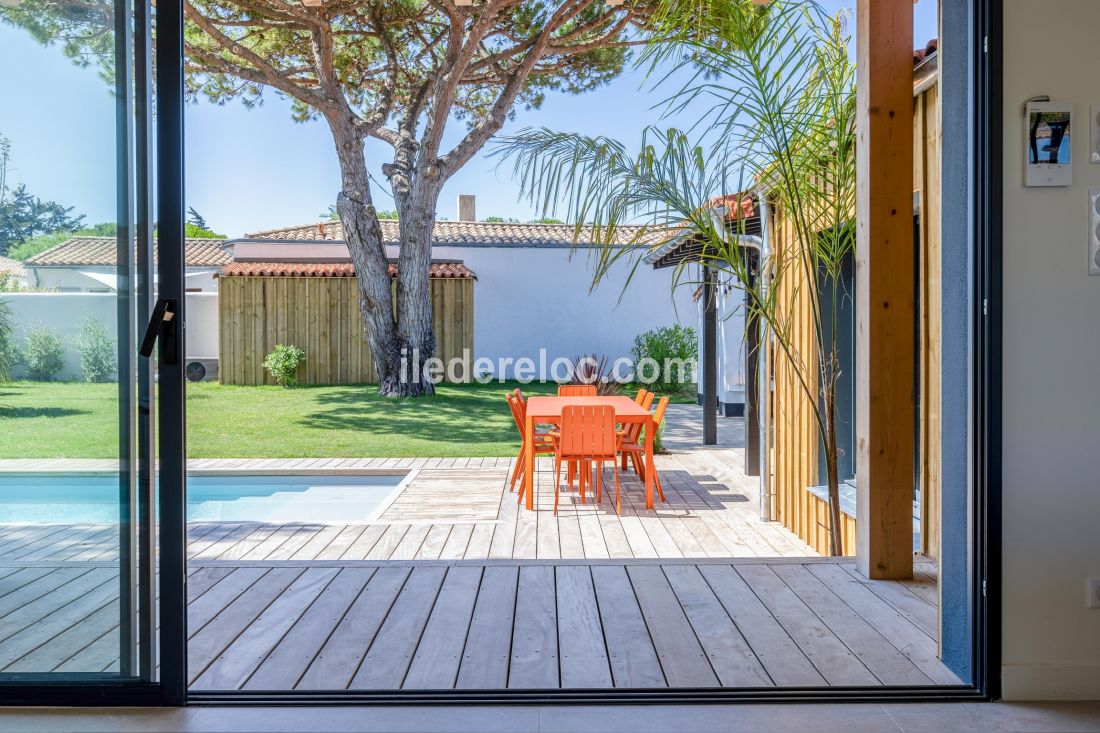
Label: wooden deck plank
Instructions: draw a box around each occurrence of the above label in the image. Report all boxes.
[455,566,518,690]
[698,564,826,686]
[590,565,666,688]
[771,563,933,686]
[840,564,937,637]
[438,524,473,560]
[0,570,118,669]
[187,567,270,634]
[735,564,878,686]
[297,566,411,690]
[662,564,773,687]
[349,566,447,689]
[187,566,305,684]
[806,563,958,685]
[192,566,339,690]
[626,564,719,687]
[508,564,558,688]
[556,565,612,688]
[403,566,483,689]
[244,567,376,690]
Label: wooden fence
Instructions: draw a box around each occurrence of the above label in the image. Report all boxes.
[219,276,474,386]
[766,69,941,559]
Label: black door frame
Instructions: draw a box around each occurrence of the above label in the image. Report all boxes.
[0,0,1002,706]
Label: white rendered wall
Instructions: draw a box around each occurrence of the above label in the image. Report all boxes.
[394,244,698,380]
[25,266,219,292]
[4,292,218,380]
[1001,0,1100,699]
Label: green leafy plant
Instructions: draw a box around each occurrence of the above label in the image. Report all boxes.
[0,298,14,383]
[630,325,698,393]
[500,1,855,554]
[567,354,622,396]
[74,314,115,383]
[23,325,65,381]
[263,344,306,387]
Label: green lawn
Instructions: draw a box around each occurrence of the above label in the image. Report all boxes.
[0,380,692,459]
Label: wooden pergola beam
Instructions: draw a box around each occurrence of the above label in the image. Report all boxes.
[855,0,915,580]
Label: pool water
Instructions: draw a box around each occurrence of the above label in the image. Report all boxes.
[0,473,407,524]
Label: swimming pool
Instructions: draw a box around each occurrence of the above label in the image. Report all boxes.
[0,472,409,524]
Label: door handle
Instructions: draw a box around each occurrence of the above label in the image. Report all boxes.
[139,298,178,364]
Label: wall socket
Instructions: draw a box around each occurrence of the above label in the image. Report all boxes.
[1087,578,1100,609]
[1090,190,1100,276]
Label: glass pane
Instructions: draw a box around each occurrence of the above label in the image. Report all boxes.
[0,0,150,680]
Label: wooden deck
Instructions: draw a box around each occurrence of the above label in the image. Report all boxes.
[0,444,815,562]
[0,412,956,690]
[0,555,954,688]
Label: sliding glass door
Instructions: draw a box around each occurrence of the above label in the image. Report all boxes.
[0,0,181,703]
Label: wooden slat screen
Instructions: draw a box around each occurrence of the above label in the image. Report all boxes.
[219,276,474,386]
[765,75,940,558]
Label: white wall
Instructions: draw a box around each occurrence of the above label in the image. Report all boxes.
[404,244,698,379]
[695,266,747,409]
[26,266,220,292]
[4,292,219,380]
[1001,0,1100,699]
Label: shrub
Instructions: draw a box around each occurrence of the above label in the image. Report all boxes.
[567,354,621,396]
[23,325,65,381]
[630,325,698,393]
[74,315,115,382]
[0,299,13,383]
[264,344,306,387]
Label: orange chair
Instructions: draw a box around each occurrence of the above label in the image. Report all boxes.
[506,391,558,503]
[553,405,623,515]
[619,395,669,503]
[558,384,597,397]
[618,390,654,471]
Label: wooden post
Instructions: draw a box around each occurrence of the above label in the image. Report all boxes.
[855,0,914,579]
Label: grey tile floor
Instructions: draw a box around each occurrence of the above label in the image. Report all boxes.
[1,702,1099,733]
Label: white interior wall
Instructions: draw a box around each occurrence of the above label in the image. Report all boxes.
[1001,0,1100,699]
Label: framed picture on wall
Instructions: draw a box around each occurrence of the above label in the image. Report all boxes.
[1026,101,1073,186]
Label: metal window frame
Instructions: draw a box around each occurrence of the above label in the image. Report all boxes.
[0,0,1002,707]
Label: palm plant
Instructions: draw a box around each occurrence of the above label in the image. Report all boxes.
[497,0,855,555]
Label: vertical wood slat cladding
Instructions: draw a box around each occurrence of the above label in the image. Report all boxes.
[219,277,474,386]
[766,74,940,560]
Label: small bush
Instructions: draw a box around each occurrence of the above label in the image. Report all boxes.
[0,299,13,383]
[23,325,65,381]
[630,324,698,393]
[75,315,116,383]
[567,354,621,396]
[264,344,306,387]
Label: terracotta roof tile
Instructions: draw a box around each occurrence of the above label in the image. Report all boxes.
[245,219,665,247]
[25,237,232,267]
[219,261,476,279]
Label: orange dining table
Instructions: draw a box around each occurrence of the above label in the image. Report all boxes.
[522,395,657,511]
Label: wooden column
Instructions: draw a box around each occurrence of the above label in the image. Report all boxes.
[855,0,915,579]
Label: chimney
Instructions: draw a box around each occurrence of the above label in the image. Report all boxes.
[457,194,476,222]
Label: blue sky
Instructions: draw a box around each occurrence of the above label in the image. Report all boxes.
[0,0,937,238]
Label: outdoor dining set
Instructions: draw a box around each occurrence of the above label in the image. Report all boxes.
[505,385,669,514]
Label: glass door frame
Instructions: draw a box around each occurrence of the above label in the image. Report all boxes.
[0,0,187,707]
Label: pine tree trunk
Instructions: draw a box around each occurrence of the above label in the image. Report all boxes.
[330,119,436,397]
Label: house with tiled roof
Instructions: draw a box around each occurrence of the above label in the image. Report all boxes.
[0,255,27,289]
[226,197,699,385]
[22,236,231,292]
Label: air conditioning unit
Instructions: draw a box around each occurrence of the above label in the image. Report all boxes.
[185,358,219,382]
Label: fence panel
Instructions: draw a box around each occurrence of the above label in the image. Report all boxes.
[219,276,473,385]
